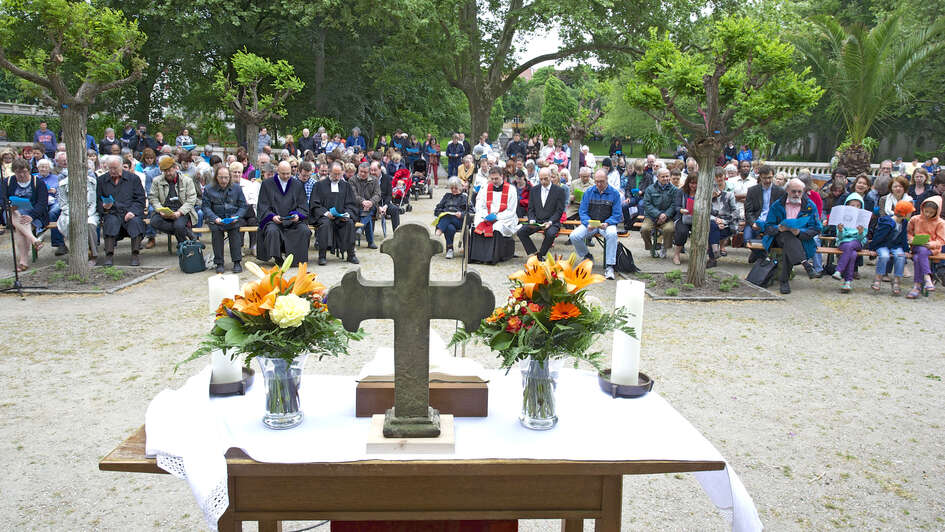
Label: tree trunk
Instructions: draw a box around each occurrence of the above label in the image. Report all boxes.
[569,130,585,180]
[468,93,492,141]
[133,74,155,125]
[245,121,259,167]
[61,105,91,280]
[686,148,718,287]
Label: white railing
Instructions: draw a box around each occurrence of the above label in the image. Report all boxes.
[0,101,56,117]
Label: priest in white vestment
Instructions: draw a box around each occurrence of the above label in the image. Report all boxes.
[468,167,519,264]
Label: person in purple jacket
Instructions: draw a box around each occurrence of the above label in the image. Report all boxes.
[33,121,57,158]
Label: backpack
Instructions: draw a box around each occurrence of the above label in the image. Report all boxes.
[614,242,639,274]
[177,240,207,273]
[746,257,778,288]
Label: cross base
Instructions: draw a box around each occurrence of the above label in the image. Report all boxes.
[383,406,441,438]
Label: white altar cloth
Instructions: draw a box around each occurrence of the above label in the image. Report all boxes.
[145,367,762,531]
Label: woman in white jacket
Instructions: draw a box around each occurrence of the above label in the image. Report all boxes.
[56,173,100,266]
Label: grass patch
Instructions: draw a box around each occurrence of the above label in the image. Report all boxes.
[926,374,942,381]
[665,287,679,296]
[0,278,12,289]
[681,282,695,291]
[664,269,683,282]
[66,274,87,283]
[54,260,67,271]
[634,272,653,280]
[102,266,125,281]
[49,272,64,282]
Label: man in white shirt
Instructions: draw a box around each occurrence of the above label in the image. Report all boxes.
[725,160,756,221]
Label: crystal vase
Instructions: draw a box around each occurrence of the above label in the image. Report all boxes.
[519,357,561,430]
[256,354,308,429]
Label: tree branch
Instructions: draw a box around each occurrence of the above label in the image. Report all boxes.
[490,0,523,85]
[499,42,636,93]
[83,70,144,101]
[660,88,703,132]
[0,47,54,91]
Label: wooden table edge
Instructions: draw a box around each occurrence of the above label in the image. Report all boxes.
[99,426,726,476]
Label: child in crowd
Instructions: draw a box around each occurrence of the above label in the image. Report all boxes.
[870,200,914,296]
[906,196,945,298]
[835,192,868,293]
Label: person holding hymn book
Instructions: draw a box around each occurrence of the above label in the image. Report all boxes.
[569,169,623,280]
[97,155,146,266]
[309,161,359,266]
[469,166,519,264]
[516,167,566,260]
[640,167,678,258]
[148,157,198,246]
[906,196,945,298]
[203,165,247,274]
[433,177,468,259]
[2,158,49,271]
[257,161,311,267]
[870,200,914,295]
[762,178,821,294]
[834,192,869,293]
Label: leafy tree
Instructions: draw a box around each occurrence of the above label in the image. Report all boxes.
[541,76,577,140]
[793,11,945,174]
[626,15,822,286]
[213,49,304,163]
[566,73,604,179]
[0,0,146,279]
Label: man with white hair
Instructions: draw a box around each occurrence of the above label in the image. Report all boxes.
[97,155,147,266]
[346,127,367,152]
[517,167,566,259]
[760,177,821,294]
[100,127,120,155]
[298,127,317,157]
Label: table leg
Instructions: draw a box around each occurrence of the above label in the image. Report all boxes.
[217,508,241,532]
[258,521,282,532]
[561,518,583,531]
[594,475,622,532]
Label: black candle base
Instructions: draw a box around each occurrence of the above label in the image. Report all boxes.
[598,369,653,398]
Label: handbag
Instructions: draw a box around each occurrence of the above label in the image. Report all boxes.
[177,240,207,273]
[745,257,777,287]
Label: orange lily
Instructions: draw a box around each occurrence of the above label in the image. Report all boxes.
[549,301,581,321]
[288,262,325,297]
[231,276,279,316]
[556,253,604,293]
[509,255,552,298]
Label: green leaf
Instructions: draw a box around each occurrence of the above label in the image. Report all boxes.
[489,331,514,351]
[224,326,249,346]
[215,317,241,331]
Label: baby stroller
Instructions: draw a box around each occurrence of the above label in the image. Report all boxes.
[391,168,413,213]
[410,159,433,201]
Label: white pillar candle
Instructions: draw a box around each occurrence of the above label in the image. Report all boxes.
[610,279,644,385]
[210,350,243,384]
[208,274,240,313]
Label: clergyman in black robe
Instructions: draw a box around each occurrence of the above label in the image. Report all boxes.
[309,162,359,265]
[256,161,311,266]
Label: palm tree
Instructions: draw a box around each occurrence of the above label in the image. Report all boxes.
[794,12,945,175]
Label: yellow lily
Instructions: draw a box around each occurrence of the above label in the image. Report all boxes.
[509,255,552,298]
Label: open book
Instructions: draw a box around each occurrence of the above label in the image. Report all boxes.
[357,329,488,384]
[911,234,930,246]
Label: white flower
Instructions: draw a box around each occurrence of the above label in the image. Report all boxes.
[269,294,311,328]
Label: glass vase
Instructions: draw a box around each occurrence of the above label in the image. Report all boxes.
[256,354,308,430]
[519,357,561,430]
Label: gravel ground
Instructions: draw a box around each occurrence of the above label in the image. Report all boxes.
[0,187,942,531]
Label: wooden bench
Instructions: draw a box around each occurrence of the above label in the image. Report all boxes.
[746,241,945,262]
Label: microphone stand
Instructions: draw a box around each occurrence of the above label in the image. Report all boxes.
[454,180,474,357]
[1,203,47,297]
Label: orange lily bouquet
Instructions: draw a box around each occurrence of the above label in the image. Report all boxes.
[451,253,634,370]
[181,255,363,368]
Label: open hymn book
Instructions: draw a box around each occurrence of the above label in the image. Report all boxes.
[357,329,488,384]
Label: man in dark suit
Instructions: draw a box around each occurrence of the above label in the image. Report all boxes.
[744,164,784,260]
[97,155,147,266]
[516,167,567,259]
[310,161,360,265]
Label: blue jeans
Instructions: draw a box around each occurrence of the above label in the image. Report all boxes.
[743,223,758,243]
[811,236,823,273]
[359,207,376,245]
[875,247,905,277]
[436,215,463,249]
[48,203,64,247]
[570,224,618,266]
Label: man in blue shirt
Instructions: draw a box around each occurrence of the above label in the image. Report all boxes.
[34,121,57,158]
[569,169,623,279]
[346,127,367,152]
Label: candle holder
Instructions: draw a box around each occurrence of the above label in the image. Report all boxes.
[209,367,255,397]
[597,369,653,398]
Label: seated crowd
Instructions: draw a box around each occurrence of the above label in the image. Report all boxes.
[3,126,944,294]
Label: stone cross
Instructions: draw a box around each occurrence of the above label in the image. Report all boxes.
[326,224,495,437]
